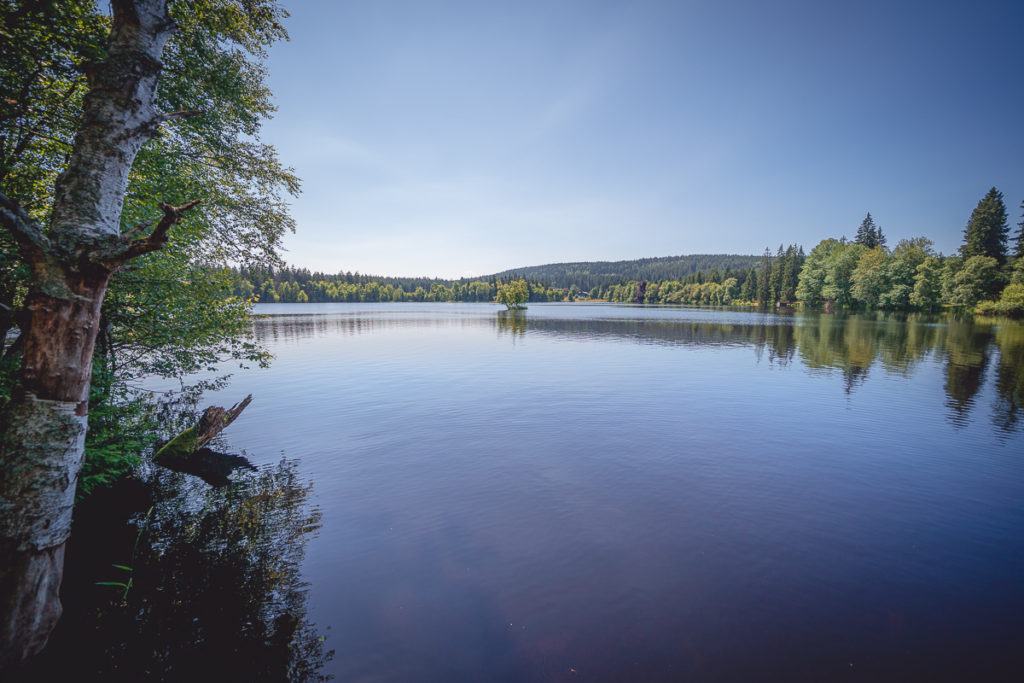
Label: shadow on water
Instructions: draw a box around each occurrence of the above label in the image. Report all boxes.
[11,458,332,683]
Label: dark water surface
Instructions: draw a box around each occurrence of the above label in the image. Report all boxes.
[20,303,1024,682]
[210,303,1024,682]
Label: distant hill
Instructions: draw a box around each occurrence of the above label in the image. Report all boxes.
[485,254,760,290]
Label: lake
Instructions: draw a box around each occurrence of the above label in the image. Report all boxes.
[223,303,1024,681]
[21,302,1024,681]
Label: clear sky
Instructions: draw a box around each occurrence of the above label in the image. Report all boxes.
[260,0,1024,279]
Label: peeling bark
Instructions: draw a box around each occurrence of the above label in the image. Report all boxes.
[0,0,194,670]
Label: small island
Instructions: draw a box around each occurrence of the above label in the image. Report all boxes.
[495,279,529,310]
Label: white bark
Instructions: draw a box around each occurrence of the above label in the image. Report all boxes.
[49,0,176,246]
[1,1,186,669]
[0,395,87,551]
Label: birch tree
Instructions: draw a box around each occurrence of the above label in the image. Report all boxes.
[0,0,293,668]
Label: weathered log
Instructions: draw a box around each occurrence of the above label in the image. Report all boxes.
[154,395,253,463]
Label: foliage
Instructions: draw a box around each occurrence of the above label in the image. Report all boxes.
[961,187,1009,264]
[947,255,1003,307]
[878,238,934,309]
[487,254,761,290]
[75,364,160,501]
[940,256,963,303]
[796,239,841,304]
[495,279,529,309]
[910,256,943,311]
[0,0,297,498]
[1011,258,1024,286]
[821,242,867,307]
[850,247,889,308]
[1015,200,1024,260]
[976,284,1024,317]
[854,212,886,249]
[22,459,332,681]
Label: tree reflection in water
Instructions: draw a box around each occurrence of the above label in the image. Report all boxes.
[493,308,1024,435]
[13,458,331,682]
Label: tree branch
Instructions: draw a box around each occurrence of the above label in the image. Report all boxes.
[0,191,49,256]
[157,109,205,123]
[120,220,155,241]
[93,199,201,266]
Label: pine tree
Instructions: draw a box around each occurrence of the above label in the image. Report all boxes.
[740,267,757,301]
[757,247,773,306]
[1013,199,1024,260]
[961,187,1010,264]
[769,245,785,303]
[855,213,880,248]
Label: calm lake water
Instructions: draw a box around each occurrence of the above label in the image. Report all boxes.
[209,302,1024,682]
[20,302,1024,682]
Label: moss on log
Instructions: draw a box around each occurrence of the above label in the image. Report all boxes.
[154,395,252,463]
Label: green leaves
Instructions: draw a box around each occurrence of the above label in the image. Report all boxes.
[495,279,529,309]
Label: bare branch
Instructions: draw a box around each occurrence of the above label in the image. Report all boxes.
[157,109,205,123]
[93,199,201,266]
[120,220,154,241]
[0,191,49,255]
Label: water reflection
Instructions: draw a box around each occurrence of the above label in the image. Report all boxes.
[234,304,1024,680]
[255,305,1023,436]
[993,321,1024,433]
[14,459,331,682]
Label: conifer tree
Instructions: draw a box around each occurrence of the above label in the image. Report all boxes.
[855,213,881,248]
[769,245,785,303]
[757,247,773,306]
[1014,199,1024,260]
[740,267,757,301]
[961,187,1010,264]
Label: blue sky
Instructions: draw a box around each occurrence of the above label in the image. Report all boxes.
[261,0,1024,278]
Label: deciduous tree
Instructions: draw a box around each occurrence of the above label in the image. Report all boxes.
[0,0,293,668]
[495,279,529,309]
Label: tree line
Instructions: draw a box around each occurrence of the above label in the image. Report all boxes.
[233,266,569,303]
[253,186,1024,315]
[562,189,1024,315]
[486,254,761,290]
[794,188,1023,315]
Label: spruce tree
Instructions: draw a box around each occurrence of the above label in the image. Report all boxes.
[961,187,1010,264]
[1014,199,1024,260]
[855,213,880,248]
[757,247,773,306]
[740,267,757,301]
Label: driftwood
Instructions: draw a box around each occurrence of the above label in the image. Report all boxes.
[154,395,255,486]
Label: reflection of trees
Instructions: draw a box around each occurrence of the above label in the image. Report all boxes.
[253,306,1024,433]
[15,459,331,682]
[496,309,527,337]
[253,311,488,343]
[941,319,993,426]
[992,322,1024,434]
[498,309,1023,432]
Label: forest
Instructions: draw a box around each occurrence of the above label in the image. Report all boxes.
[487,254,762,290]
[586,195,1023,314]
[240,192,1024,315]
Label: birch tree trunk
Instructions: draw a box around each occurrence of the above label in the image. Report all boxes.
[0,0,197,669]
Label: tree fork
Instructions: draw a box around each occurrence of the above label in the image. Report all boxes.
[0,0,198,670]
